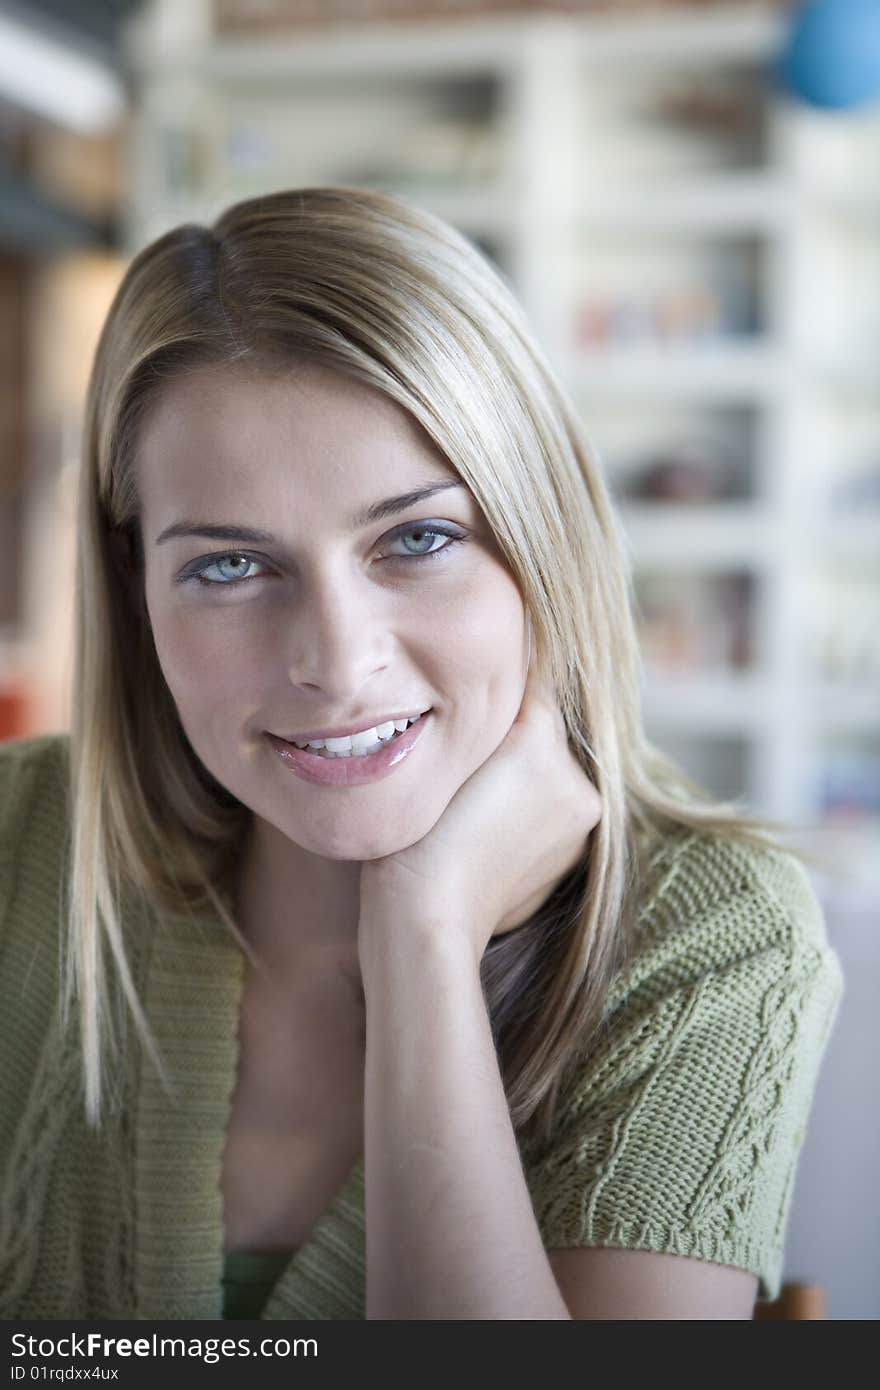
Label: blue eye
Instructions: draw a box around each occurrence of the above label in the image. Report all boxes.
[385,525,465,563]
[182,524,467,590]
[189,554,267,587]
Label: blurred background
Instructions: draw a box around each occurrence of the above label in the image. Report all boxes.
[0,0,877,1318]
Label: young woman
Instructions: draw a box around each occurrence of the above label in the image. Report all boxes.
[0,186,843,1320]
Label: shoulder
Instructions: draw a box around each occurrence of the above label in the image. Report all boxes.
[612,820,840,1012]
[0,730,70,818]
[574,821,845,1122]
[526,821,844,1305]
[0,734,74,1160]
[0,730,71,842]
[0,731,71,954]
[546,823,843,1131]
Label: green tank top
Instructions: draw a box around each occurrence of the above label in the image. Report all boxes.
[221,1249,294,1320]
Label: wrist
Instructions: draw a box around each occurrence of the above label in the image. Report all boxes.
[357,902,482,990]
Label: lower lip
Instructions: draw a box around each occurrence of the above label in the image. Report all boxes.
[264,712,432,786]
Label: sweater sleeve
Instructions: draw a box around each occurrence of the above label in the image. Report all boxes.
[524,834,844,1305]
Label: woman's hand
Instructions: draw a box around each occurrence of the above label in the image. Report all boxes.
[358,633,602,965]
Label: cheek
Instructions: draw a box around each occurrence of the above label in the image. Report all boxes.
[147,599,267,710]
[430,576,526,748]
[431,559,523,640]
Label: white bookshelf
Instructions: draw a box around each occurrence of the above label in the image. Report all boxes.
[116,0,879,923]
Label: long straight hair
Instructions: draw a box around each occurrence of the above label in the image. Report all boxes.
[66,185,818,1141]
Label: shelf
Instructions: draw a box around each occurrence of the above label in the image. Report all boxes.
[579,171,791,235]
[576,5,783,65]
[569,342,788,400]
[126,14,525,79]
[642,671,771,734]
[814,519,880,560]
[806,361,880,398]
[806,685,880,733]
[127,5,784,78]
[620,502,775,568]
[806,190,880,226]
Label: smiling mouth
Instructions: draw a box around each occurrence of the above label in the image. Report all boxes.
[277,710,431,758]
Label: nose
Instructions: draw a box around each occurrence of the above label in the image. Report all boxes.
[283,567,390,697]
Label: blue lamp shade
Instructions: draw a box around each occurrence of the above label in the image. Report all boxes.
[777,0,880,110]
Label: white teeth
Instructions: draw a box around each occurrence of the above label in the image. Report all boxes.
[324,734,354,753]
[291,713,425,754]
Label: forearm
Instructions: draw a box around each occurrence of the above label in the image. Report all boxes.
[358,910,571,1320]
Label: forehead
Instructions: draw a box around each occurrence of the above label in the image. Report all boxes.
[133,362,458,509]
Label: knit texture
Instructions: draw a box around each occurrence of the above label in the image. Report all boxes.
[0,732,843,1318]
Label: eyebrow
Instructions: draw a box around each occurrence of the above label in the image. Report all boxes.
[154,481,467,547]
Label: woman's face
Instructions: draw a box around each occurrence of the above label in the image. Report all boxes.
[135,361,529,867]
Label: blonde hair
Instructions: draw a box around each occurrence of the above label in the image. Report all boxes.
[68,185,817,1140]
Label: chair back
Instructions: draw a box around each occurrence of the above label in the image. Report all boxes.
[753,1282,826,1319]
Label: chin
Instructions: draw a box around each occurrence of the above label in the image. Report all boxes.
[298,809,438,864]
[325,831,425,863]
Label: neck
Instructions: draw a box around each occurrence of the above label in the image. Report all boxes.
[231,813,363,992]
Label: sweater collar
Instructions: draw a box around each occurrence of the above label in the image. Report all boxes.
[133,901,365,1320]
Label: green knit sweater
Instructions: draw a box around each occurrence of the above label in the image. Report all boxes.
[0,733,843,1318]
